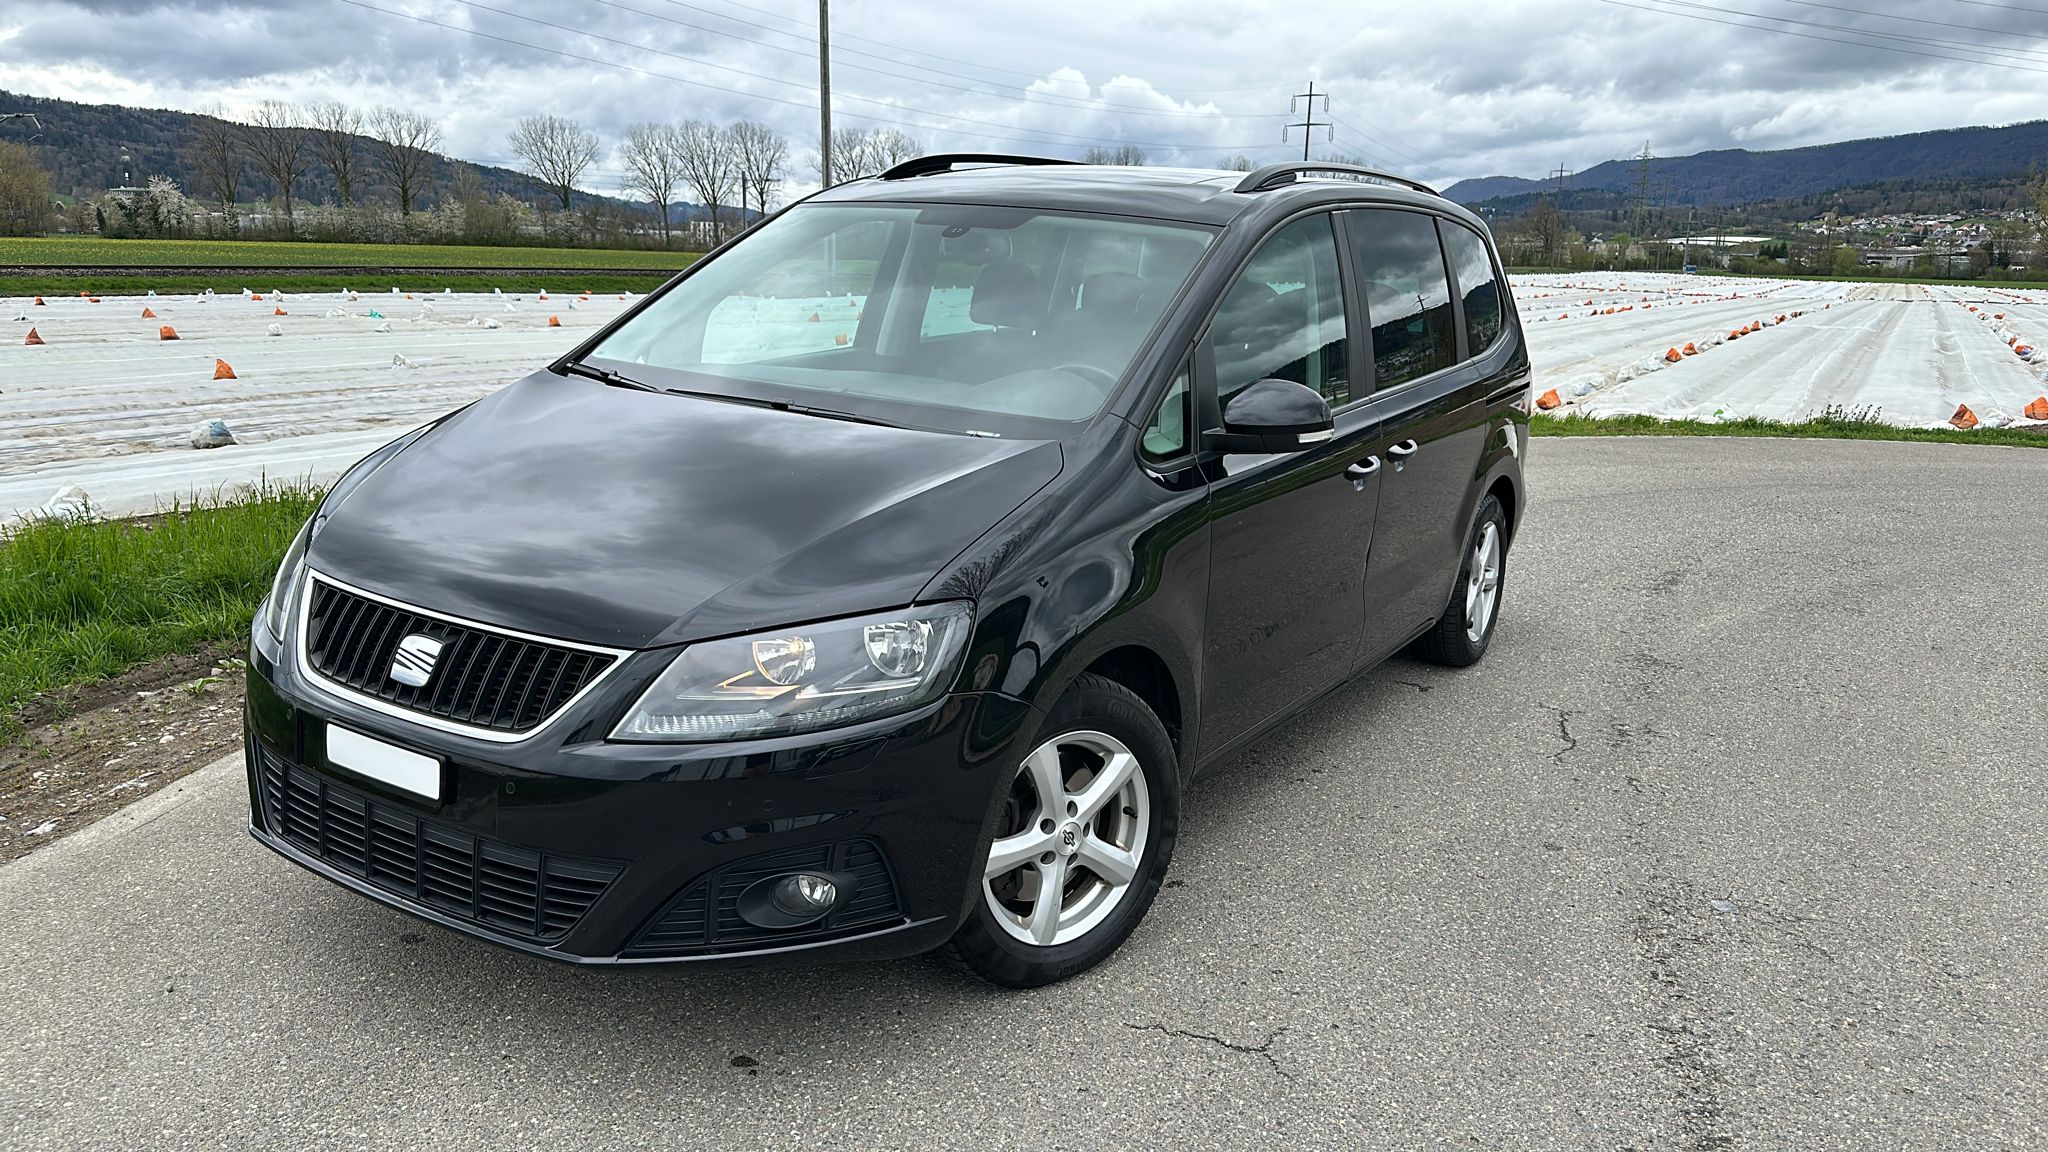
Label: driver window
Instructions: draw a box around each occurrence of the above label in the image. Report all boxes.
[1208,215,1350,410]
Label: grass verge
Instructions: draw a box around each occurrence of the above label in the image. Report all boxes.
[1533,410,2048,448]
[7,272,677,297]
[0,483,322,744]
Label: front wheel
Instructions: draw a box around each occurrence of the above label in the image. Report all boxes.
[946,674,1179,987]
[1406,493,1508,667]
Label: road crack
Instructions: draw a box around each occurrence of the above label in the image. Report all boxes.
[1123,1022,1292,1079]
[1540,704,1582,764]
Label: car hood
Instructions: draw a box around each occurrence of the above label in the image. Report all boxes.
[307,373,1063,649]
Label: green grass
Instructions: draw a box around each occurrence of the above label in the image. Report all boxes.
[1,236,703,270]
[0,484,322,742]
[7,271,674,297]
[1533,408,2048,449]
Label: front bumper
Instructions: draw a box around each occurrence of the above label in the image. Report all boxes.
[243,635,1034,967]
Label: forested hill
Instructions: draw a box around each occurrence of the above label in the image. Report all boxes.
[1445,121,2048,208]
[1,89,638,211]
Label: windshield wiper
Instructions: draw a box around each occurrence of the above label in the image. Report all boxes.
[766,400,901,429]
[557,360,657,392]
[559,361,902,428]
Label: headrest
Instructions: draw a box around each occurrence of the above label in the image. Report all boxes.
[970,260,1042,329]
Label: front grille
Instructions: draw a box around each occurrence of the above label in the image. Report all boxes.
[303,577,615,734]
[624,838,904,957]
[257,746,621,941]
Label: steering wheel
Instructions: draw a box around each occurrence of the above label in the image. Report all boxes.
[1052,363,1119,391]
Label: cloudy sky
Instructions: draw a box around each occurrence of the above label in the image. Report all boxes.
[4,0,2047,194]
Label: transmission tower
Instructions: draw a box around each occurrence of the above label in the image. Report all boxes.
[1282,82,1331,162]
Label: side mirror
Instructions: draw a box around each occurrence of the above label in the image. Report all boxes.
[1206,378,1335,454]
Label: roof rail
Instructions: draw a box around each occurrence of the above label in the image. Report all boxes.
[878,153,1081,181]
[1234,162,1437,197]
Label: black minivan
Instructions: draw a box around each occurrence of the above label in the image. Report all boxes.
[246,157,1530,986]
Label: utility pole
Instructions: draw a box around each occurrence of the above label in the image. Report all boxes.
[1630,141,1653,250]
[1283,81,1330,163]
[1550,164,1571,267]
[817,0,832,188]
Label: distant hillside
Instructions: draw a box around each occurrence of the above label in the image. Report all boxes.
[1446,121,2048,208]
[0,89,680,216]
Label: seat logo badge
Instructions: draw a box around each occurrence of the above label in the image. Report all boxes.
[390,634,444,688]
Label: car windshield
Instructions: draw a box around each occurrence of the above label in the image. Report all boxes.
[584,203,1216,436]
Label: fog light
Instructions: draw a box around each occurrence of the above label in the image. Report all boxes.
[737,870,854,929]
[774,873,838,916]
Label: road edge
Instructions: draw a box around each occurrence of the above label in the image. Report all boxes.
[0,750,242,881]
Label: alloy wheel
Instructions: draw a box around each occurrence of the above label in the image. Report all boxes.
[982,730,1151,947]
[1465,520,1502,645]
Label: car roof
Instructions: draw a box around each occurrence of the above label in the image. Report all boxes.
[807,162,1478,231]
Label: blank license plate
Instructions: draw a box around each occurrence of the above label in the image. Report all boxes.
[327,725,441,801]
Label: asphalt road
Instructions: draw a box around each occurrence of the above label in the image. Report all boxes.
[4,436,2044,1151]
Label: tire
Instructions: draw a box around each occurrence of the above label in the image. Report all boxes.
[945,673,1180,987]
[1405,494,1508,668]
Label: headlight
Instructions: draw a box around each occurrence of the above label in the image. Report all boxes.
[612,602,974,741]
[261,517,313,644]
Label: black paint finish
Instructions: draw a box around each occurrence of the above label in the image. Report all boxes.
[246,163,1528,967]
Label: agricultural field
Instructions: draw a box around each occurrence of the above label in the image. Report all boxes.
[1518,272,2048,428]
[0,236,700,270]
[5,271,2046,525]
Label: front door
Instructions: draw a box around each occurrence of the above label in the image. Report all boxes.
[1196,213,1378,753]
[1344,209,1498,661]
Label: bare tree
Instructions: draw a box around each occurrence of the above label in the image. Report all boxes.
[729,120,787,224]
[187,106,244,218]
[673,119,737,246]
[0,140,55,237]
[307,101,363,206]
[1217,154,1255,172]
[241,100,307,234]
[1083,145,1146,165]
[369,106,442,215]
[509,114,599,213]
[821,126,921,184]
[619,122,685,247]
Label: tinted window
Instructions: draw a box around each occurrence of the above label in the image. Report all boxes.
[1348,210,1456,389]
[1209,215,1350,408]
[1443,223,1503,353]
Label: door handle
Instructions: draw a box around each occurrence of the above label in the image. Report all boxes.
[1346,456,1380,490]
[1388,440,1420,457]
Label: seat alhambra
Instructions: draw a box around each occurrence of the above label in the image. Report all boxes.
[246,156,1530,986]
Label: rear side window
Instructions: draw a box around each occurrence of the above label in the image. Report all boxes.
[1348,209,1456,389]
[1442,223,1504,354]
[1208,214,1350,408]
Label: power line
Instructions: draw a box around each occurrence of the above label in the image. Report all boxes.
[1775,0,2048,47]
[1641,0,2048,64]
[678,0,1291,93]
[342,0,1277,152]
[580,0,1278,120]
[1601,0,2048,75]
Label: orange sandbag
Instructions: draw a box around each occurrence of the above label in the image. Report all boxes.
[158,325,179,341]
[547,315,561,327]
[273,306,288,316]
[212,358,237,380]
[1535,388,1562,410]
[141,306,156,319]
[251,294,264,302]
[1664,347,1682,363]
[1949,403,1980,430]
[1682,342,1698,356]
[2024,396,2048,421]
[32,296,45,305]
[833,332,850,346]
[1728,330,1742,340]
[23,327,45,345]
[807,312,821,322]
